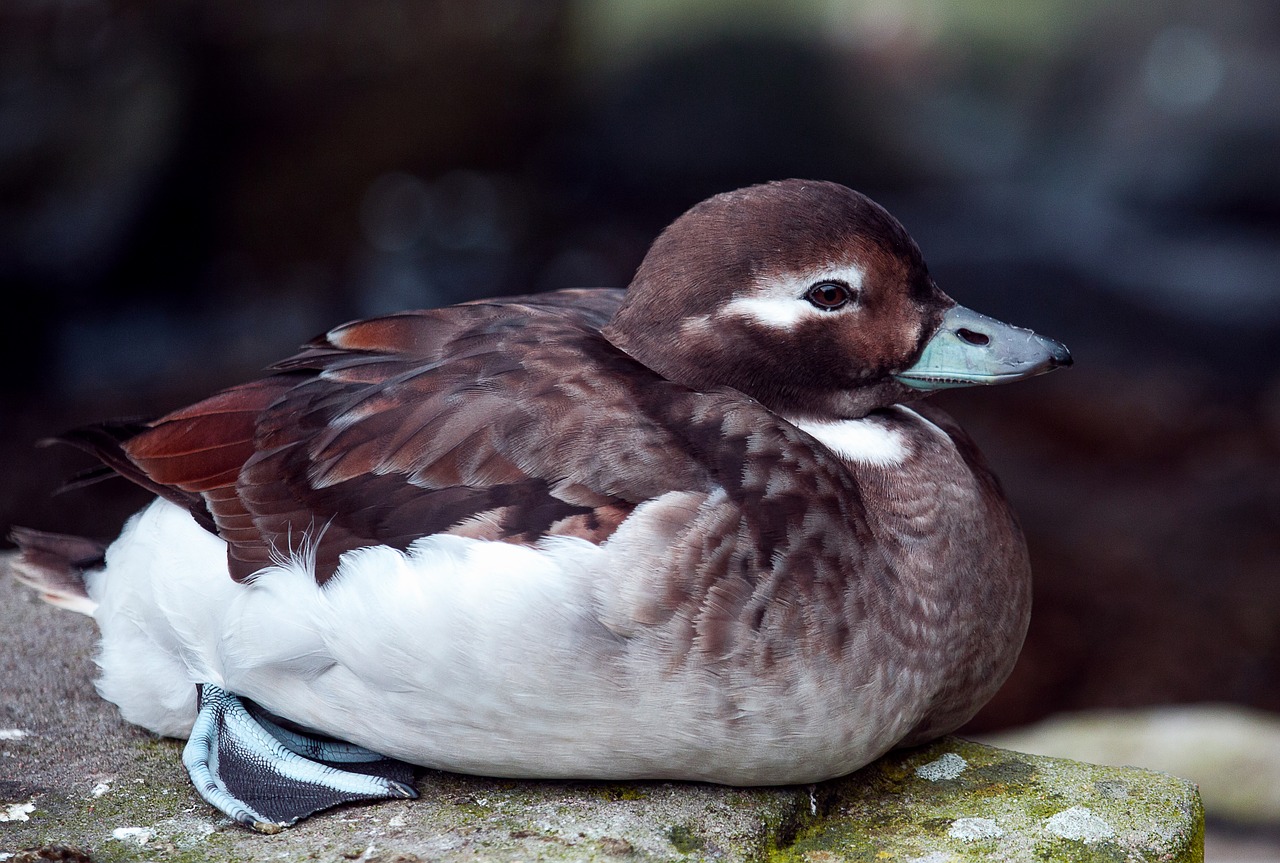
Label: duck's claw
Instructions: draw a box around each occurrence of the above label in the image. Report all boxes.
[182,683,418,833]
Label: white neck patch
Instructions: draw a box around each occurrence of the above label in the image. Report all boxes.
[720,265,865,330]
[788,416,908,467]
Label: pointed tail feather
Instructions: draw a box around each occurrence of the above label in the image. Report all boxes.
[8,526,104,615]
[50,419,217,533]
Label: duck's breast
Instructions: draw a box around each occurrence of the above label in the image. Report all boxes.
[791,403,1032,744]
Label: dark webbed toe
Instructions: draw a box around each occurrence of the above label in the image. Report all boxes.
[182,683,418,832]
[243,697,417,782]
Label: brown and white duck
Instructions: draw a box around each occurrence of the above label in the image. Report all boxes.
[12,179,1071,832]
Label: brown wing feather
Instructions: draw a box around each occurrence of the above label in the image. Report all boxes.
[126,379,291,490]
[221,293,710,582]
[75,290,663,583]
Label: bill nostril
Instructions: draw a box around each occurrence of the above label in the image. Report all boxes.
[956,328,990,347]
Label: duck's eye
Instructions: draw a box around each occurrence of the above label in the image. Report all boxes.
[805,282,852,311]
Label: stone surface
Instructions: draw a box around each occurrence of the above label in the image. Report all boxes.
[981,705,1280,826]
[774,740,1202,863]
[1,557,1203,862]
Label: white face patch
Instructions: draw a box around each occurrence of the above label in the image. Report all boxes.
[720,265,865,330]
[788,416,908,467]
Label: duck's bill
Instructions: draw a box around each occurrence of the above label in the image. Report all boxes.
[894,304,1072,391]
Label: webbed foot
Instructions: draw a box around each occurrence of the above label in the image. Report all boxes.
[182,683,418,833]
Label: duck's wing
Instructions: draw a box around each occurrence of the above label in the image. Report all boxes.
[69,288,872,588]
[79,291,682,582]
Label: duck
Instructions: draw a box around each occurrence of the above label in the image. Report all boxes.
[11,179,1071,833]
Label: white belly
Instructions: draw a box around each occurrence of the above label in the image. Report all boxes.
[87,498,921,785]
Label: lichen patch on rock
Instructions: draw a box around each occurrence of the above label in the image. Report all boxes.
[1,802,36,823]
[1045,806,1115,842]
[110,826,155,846]
[915,752,968,781]
[948,816,1004,841]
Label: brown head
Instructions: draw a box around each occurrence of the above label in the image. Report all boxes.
[604,180,1070,419]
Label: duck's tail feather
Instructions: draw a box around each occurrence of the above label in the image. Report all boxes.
[47,419,152,492]
[49,419,217,534]
[8,526,104,615]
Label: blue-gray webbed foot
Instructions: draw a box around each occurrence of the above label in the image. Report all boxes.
[182,683,418,833]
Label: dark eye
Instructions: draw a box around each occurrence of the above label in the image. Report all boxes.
[805,282,852,311]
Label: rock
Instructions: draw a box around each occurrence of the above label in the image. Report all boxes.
[1,558,1203,862]
[774,739,1202,862]
[981,704,1280,827]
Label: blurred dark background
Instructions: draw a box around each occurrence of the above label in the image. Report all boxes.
[2,0,1277,735]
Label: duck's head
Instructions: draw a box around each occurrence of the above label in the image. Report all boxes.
[604,180,1071,419]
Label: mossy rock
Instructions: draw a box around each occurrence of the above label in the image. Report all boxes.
[1,737,1202,863]
[772,737,1203,863]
